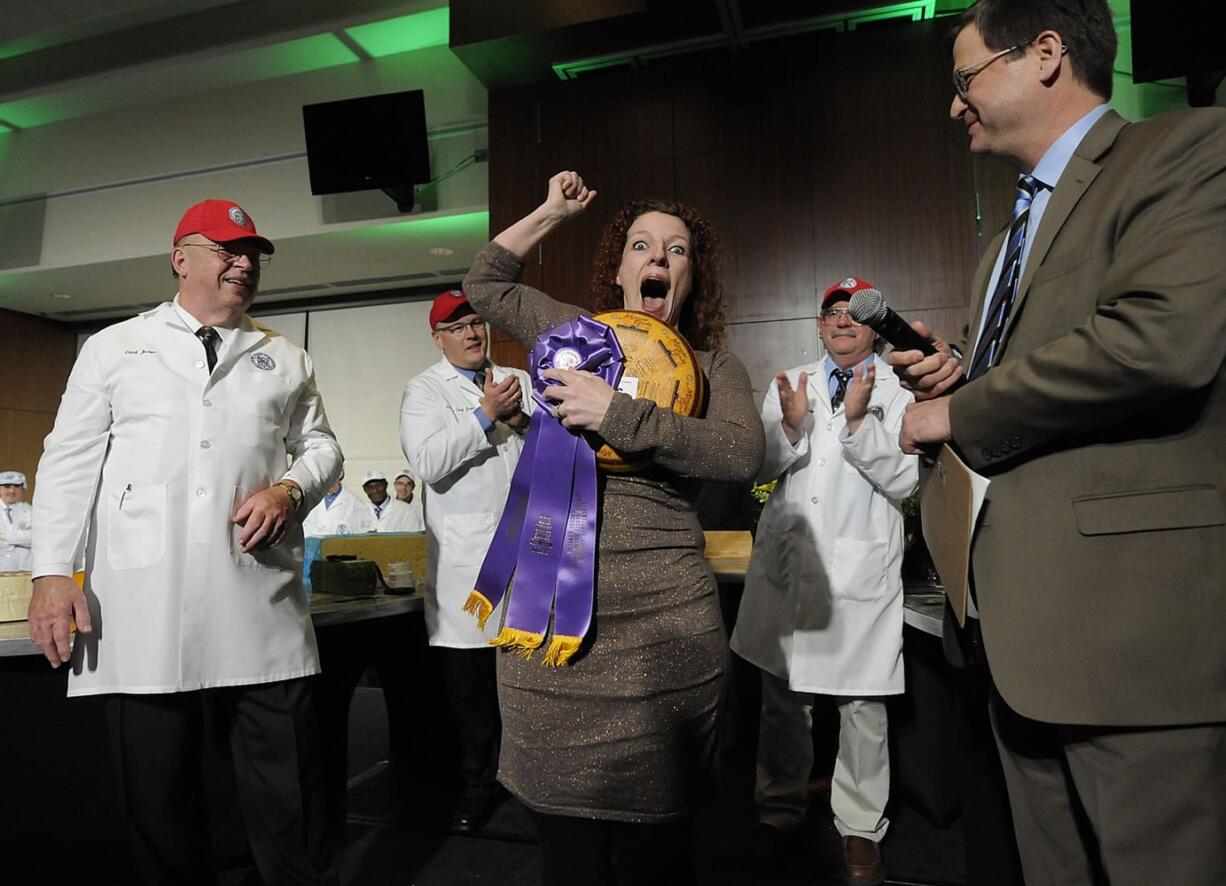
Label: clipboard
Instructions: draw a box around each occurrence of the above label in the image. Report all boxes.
[919,444,989,626]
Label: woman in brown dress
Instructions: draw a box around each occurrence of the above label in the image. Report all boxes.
[462,171,764,884]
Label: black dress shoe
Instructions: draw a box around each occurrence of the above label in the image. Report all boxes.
[451,786,503,832]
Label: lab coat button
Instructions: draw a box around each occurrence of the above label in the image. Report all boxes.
[196,488,207,498]
[200,440,211,449]
[810,496,819,505]
[816,458,826,467]
[202,399,212,407]
[195,360,205,369]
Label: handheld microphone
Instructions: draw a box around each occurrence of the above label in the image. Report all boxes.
[848,289,937,356]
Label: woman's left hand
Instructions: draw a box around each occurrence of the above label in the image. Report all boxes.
[540,368,616,431]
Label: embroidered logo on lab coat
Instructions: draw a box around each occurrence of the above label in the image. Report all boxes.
[250,353,276,370]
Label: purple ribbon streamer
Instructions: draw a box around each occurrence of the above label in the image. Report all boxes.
[469,316,623,660]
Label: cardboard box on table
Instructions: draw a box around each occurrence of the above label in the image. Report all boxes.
[304,532,428,594]
[0,573,32,623]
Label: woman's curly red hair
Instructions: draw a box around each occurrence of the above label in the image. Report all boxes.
[589,199,726,351]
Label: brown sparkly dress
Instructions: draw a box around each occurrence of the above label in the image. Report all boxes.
[463,242,765,823]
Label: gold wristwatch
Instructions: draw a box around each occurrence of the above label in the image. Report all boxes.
[274,480,304,510]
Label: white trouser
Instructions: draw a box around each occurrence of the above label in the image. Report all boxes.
[754,669,890,841]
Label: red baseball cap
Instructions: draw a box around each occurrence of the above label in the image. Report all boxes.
[429,289,475,329]
[822,276,878,308]
[173,199,275,254]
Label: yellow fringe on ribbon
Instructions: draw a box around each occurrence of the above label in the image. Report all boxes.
[490,626,544,660]
[542,635,583,667]
[462,590,494,630]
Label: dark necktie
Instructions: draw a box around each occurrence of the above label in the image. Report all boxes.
[4,506,11,524]
[472,367,487,391]
[966,174,1041,379]
[195,326,219,373]
[374,502,384,519]
[830,368,854,411]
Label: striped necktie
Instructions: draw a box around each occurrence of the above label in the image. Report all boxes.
[967,175,1041,379]
[472,367,487,391]
[195,326,220,373]
[830,368,854,410]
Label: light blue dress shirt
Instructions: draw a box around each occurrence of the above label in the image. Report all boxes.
[972,104,1112,348]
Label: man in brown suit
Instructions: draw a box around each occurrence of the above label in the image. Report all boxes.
[891,1,1226,883]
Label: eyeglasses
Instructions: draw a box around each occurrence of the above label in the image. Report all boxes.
[181,242,271,267]
[435,319,485,336]
[953,42,1026,100]
[820,308,862,325]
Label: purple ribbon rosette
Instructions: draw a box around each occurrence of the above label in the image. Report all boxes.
[463,315,624,666]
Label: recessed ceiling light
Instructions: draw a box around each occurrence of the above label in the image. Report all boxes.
[428,246,454,256]
[50,292,72,299]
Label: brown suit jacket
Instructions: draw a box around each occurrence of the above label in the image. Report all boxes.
[948,107,1226,726]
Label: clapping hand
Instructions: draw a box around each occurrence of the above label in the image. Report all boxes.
[777,371,810,445]
[480,373,525,424]
[843,363,876,434]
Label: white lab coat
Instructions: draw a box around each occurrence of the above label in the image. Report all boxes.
[0,500,32,572]
[302,486,374,537]
[730,355,917,695]
[368,496,424,533]
[32,301,342,696]
[400,356,532,648]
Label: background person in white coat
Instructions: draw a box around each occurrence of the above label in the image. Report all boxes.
[399,289,532,831]
[361,469,422,532]
[392,468,425,529]
[26,199,343,885]
[730,277,917,886]
[0,470,32,575]
[302,472,374,537]
[0,470,32,572]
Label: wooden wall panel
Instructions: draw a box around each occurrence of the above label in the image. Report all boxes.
[485,18,1009,391]
[0,410,56,497]
[725,318,822,404]
[810,120,977,316]
[0,308,78,497]
[972,152,1020,261]
[677,147,817,325]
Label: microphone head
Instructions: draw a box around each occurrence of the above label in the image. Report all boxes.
[849,288,886,325]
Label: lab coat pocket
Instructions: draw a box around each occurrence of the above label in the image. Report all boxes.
[441,513,496,568]
[828,537,888,602]
[106,482,167,571]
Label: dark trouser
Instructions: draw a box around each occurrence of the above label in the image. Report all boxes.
[103,678,337,886]
[528,810,697,886]
[991,692,1226,886]
[947,616,1025,886]
[431,645,501,795]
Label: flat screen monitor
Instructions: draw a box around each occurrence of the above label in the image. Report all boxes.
[302,90,431,199]
[1130,0,1225,83]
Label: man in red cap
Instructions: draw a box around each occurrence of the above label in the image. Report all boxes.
[28,198,343,884]
[731,276,917,886]
[398,289,532,830]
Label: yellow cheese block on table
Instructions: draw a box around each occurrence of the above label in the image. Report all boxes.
[319,533,428,586]
[703,531,751,581]
[0,572,33,623]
